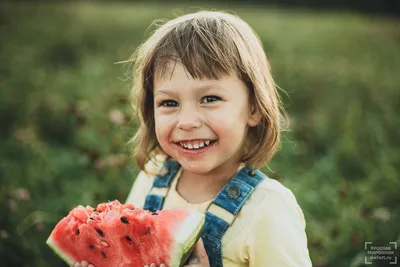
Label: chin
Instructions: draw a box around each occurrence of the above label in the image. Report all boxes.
[180,161,214,174]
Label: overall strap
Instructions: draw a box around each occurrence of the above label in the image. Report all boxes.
[143,160,181,212]
[202,166,265,239]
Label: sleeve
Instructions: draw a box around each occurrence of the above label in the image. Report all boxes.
[125,170,153,208]
[244,189,312,267]
[125,155,165,207]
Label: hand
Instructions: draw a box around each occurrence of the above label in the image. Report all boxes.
[183,238,210,267]
[144,238,210,267]
[70,261,95,267]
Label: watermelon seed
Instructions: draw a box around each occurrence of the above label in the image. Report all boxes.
[89,244,94,250]
[96,229,104,237]
[151,212,158,215]
[89,217,94,220]
[146,227,151,233]
[76,229,80,235]
[101,251,106,258]
[125,236,132,241]
[120,216,129,224]
[94,208,97,211]
[101,241,109,247]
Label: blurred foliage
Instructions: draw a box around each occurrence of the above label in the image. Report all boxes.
[0,2,399,267]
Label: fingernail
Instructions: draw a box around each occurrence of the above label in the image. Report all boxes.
[150,264,156,267]
[144,265,149,267]
[88,265,95,267]
[160,264,166,267]
[81,261,88,267]
[74,263,80,267]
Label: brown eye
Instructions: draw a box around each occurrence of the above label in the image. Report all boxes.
[202,96,221,103]
[160,100,178,107]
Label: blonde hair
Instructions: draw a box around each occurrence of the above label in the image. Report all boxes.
[129,10,287,172]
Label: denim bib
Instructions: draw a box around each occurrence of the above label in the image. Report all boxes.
[144,160,264,267]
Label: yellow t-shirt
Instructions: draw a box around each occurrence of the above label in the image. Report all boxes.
[126,158,312,267]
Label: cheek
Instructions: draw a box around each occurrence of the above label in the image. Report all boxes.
[154,115,171,142]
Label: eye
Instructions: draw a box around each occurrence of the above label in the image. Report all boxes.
[201,95,221,103]
[159,100,179,107]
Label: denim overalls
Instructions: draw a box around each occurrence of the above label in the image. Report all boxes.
[143,159,264,267]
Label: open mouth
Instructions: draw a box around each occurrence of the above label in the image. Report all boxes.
[175,140,217,150]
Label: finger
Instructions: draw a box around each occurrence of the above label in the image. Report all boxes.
[81,261,89,267]
[194,238,210,267]
[74,263,81,267]
[160,264,166,267]
[88,265,95,267]
[150,264,156,267]
[144,265,149,267]
[188,257,200,264]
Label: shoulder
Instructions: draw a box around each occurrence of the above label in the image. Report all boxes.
[243,174,306,231]
[125,154,167,207]
[241,175,312,266]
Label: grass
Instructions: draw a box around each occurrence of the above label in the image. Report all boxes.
[1,1,399,266]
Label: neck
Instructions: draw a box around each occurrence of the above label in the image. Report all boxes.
[176,160,242,203]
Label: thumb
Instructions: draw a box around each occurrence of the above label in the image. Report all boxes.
[193,238,210,267]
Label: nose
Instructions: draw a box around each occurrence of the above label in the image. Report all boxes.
[176,105,202,131]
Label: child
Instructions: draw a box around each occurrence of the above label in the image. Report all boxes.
[72,10,312,267]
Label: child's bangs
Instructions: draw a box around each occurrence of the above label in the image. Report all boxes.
[152,20,242,82]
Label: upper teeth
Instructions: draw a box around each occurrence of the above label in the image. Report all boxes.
[180,140,211,149]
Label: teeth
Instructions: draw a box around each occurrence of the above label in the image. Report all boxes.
[179,140,213,150]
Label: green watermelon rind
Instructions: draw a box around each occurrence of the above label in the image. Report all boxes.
[46,236,75,265]
[179,223,204,267]
[170,210,205,267]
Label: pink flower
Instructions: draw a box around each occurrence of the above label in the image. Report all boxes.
[0,230,9,239]
[109,109,125,125]
[15,188,30,201]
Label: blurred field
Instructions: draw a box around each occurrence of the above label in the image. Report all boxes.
[1,2,399,267]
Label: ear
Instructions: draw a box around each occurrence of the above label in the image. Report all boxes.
[247,105,261,127]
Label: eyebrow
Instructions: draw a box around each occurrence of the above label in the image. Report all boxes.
[154,84,225,96]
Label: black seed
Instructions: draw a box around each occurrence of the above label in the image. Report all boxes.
[89,217,94,220]
[96,229,104,237]
[151,212,158,215]
[125,236,132,241]
[120,216,129,224]
[76,229,80,235]
[93,208,97,211]
[89,244,94,250]
[101,251,106,258]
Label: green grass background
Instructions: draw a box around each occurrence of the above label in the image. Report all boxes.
[1,2,399,267]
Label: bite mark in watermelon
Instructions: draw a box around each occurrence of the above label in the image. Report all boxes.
[46,200,205,267]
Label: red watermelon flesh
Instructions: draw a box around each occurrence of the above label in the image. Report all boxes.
[46,200,205,267]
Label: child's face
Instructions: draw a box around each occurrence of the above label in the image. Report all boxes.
[153,63,258,174]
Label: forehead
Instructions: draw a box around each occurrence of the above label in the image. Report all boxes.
[153,58,228,83]
[153,62,246,95]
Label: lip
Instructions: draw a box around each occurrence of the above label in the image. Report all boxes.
[174,139,214,143]
[173,141,217,157]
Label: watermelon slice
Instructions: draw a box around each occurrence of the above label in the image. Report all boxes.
[46,200,205,267]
